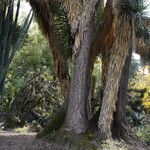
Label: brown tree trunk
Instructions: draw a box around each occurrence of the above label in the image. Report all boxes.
[113,46,132,136]
[64,0,100,134]
[113,19,149,150]
[113,18,136,131]
[64,22,94,134]
[113,48,148,150]
[48,37,70,102]
[98,8,131,139]
[101,52,110,91]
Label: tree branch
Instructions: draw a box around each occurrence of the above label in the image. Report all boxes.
[28,0,70,99]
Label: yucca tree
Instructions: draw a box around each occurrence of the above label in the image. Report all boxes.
[27,0,114,133]
[28,0,100,134]
[98,0,138,139]
[98,1,149,149]
[0,0,33,100]
[113,12,150,146]
[28,0,149,149]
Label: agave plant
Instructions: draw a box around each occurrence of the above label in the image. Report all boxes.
[0,0,33,99]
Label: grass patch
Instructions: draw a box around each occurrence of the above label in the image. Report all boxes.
[39,129,129,150]
[101,140,128,150]
[13,126,29,133]
[13,123,41,133]
[133,124,150,145]
[42,130,98,150]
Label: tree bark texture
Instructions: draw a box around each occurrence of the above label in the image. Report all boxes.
[64,0,101,134]
[98,3,131,139]
[113,46,132,136]
[114,18,136,129]
[101,52,110,90]
[113,48,148,150]
[64,0,81,35]
[113,19,149,150]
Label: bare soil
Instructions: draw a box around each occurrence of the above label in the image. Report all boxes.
[0,131,58,150]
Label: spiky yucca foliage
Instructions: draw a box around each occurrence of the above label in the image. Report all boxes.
[115,0,147,19]
[115,0,150,62]
[0,0,33,99]
[28,0,73,60]
[136,17,150,65]
[49,1,73,60]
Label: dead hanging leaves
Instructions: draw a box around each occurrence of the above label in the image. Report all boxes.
[67,0,81,35]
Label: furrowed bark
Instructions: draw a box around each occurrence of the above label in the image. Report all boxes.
[65,0,81,35]
[114,18,136,129]
[113,46,132,137]
[113,52,149,149]
[98,5,131,139]
[64,0,101,134]
[101,52,110,90]
[88,0,115,129]
[113,49,148,150]
[113,17,149,150]
[43,0,112,132]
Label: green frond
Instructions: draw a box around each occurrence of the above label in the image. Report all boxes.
[95,0,105,29]
[136,16,150,64]
[0,0,33,96]
[49,1,73,60]
[115,0,148,20]
[30,0,73,60]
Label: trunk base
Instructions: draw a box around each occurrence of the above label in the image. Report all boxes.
[42,129,97,150]
[37,107,66,138]
[113,121,149,150]
[37,108,149,150]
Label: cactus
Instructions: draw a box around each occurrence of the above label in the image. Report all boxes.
[0,0,33,100]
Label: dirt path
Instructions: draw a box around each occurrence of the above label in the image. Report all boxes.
[0,131,58,150]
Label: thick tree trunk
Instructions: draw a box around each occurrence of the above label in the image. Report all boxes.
[113,47,132,136]
[98,13,131,139]
[113,19,149,150]
[48,36,70,102]
[64,23,94,134]
[101,52,110,91]
[64,0,100,134]
[113,17,136,131]
[113,47,148,150]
